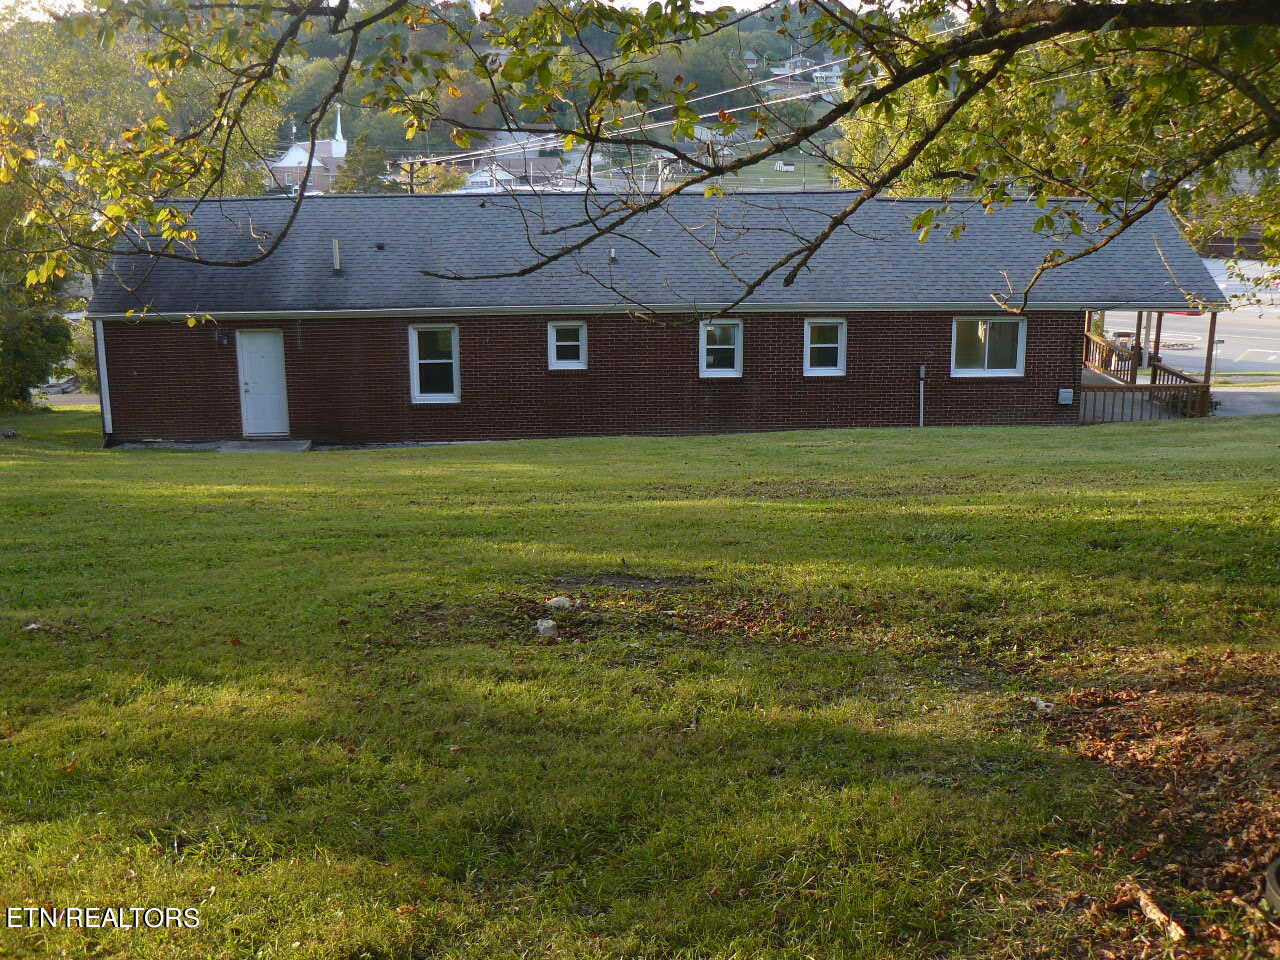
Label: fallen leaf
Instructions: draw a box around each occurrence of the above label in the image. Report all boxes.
[1124,883,1186,941]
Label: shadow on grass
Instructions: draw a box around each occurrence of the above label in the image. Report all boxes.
[2,619,1109,959]
[7,471,1280,607]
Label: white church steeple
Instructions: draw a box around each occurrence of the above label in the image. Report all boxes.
[332,104,346,158]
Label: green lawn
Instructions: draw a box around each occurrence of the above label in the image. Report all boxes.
[731,151,835,191]
[2,409,1278,959]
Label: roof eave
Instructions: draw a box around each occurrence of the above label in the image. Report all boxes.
[86,298,1226,321]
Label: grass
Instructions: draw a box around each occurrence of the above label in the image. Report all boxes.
[1214,372,1280,384]
[731,151,835,191]
[1,408,1278,959]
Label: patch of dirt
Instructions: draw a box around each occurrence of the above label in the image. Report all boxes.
[1043,649,1280,957]
[551,573,709,590]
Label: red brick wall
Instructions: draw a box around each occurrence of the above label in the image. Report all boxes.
[99,311,1085,443]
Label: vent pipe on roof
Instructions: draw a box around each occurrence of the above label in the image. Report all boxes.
[608,247,617,263]
[332,238,341,272]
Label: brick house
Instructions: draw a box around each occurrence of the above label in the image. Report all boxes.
[266,109,347,193]
[86,193,1223,445]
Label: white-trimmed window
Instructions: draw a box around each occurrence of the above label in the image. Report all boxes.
[409,324,460,402]
[699,319,742,378]
[951,316,1026,377]
[804,319,846,376]
[547,321,587,370]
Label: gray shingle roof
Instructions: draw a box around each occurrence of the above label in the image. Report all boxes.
[88,192,1225,317]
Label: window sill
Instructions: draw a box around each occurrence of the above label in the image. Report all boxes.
[699,371,742,379]
[411,396,461,404]
[950,369,1024,379]
[803,369,846,377]
[548,365,589,372]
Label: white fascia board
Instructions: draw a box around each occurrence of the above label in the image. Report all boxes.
[94,319,113,434]
[86,299,1221,322]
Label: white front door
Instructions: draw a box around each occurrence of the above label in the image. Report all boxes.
[236,329,290,437]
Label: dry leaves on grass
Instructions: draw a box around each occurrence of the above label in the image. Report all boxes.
[1046,649,1280,957]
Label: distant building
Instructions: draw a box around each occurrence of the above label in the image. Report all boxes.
[770,53,817,77]
[464,164,518,191]
[812,64,846,102]
[741,49,761,72]
[763,52,826,94]
[267,106,348,193]
[461,156,564,192]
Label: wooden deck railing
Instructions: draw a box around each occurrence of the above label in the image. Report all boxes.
[1083,330,1139,383]
[1079,382,1211,423]
[1149,359,1201,386]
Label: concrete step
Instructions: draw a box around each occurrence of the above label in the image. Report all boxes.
[219,439,312,453]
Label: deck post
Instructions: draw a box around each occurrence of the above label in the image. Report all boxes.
[1202,310,1219,416]
[1150,311,1164,383]
[1203,310,1219,382]
[1128,312,1141,384]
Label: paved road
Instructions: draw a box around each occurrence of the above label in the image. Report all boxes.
[1105,256,1280,377]
[1102,308,1280,377]
[38,391,100,407]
